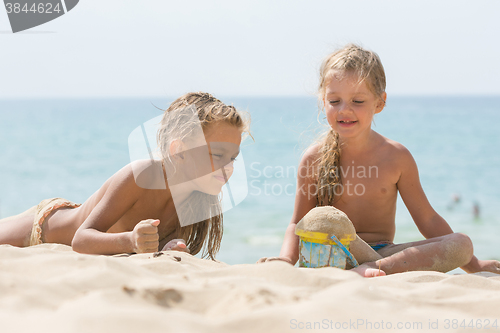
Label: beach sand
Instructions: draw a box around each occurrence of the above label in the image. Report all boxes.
[1,244,499,333]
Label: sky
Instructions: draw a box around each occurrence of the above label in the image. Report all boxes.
[1,0,500,98]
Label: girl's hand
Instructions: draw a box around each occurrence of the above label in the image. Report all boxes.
[256,257,293,265]
[130,219,160,253]
[162,239,190,253]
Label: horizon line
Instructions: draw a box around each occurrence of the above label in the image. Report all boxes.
[1,93,500,101]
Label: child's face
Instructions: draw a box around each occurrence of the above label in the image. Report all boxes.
[323,71,386,140]
[190,121,242,196]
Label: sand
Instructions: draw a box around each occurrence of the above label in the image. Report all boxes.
[1,244,500,333]
[295,206,355,240]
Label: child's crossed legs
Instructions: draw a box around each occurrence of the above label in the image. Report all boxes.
[349,233,474,274]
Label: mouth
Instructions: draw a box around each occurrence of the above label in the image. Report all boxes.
[337,120,358,126]
[214,175,227,183]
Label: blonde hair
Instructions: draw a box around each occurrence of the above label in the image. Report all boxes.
[315,44,386,206]
[318,43,386,103]
[157,92,248,259]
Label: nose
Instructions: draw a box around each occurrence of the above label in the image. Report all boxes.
[338,101,351,113]
[223,161,234,178]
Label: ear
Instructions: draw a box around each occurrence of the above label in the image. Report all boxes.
[169,140,185,160]
[375,92,387,114]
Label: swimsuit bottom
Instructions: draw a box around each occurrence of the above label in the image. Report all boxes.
[29,198,81,246]
[368,241,393,252]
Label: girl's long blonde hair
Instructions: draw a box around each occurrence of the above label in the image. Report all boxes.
[157,92,248,259]
[315,44,386,206]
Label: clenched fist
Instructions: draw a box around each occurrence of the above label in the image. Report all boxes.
[131,219,160,253]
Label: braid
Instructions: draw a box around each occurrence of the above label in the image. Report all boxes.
[315,130,342,206]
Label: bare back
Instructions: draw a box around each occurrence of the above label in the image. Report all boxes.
[45,160,179,246]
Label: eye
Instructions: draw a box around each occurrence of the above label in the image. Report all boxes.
[231,157,237,162]
[353,100,364,104]
[211,153,222,159]
[329,100,340,105]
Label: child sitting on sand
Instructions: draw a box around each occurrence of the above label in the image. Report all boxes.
[0,92,247,259]
[259,44,500,277]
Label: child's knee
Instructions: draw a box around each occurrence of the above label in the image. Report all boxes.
[447,232,474,266]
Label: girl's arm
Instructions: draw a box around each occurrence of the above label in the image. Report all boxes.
[396,146,454,237]
[276,147,319,264]
[71,165,155,255]
[396,147,500,273]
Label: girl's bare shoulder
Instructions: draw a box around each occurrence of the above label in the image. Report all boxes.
[121,159,166,191]
[99,161,152,197]
[376,133,416,166]
[302,143,323,162]
[298,144,322,173]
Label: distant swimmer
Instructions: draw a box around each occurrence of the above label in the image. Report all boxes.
[447,193,462,210]
[473,202,480,219]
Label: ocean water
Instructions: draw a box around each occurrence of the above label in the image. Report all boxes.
[0,96,499,266]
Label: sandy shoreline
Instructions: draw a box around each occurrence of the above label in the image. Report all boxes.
[1,244,499,333]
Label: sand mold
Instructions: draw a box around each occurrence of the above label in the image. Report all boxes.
[295,206,356,240]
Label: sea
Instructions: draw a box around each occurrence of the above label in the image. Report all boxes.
[0,96,499,267]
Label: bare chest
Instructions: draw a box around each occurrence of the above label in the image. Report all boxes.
[335,157,398,198]
[331,157,400,238]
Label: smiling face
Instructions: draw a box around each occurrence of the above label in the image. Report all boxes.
[190,121,242,195]
[323,71,386,140]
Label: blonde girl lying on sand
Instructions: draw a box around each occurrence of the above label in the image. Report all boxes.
[259,44,500,277]
[0,92,247,259]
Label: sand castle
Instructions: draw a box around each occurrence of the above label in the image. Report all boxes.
[295,206,358,268]
[296,206,356,241]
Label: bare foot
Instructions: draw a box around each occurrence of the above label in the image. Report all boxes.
[477,260,500,274]
[350,263,386,277]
